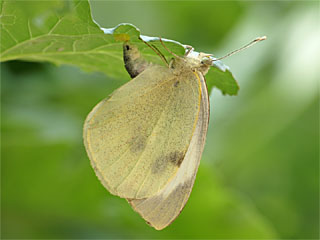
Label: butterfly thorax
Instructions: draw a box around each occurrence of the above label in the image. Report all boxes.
[169,54,212,77]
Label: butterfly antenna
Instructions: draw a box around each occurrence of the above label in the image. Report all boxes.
[213,36,267,61]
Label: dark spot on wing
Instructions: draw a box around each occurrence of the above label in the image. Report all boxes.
[168,151,184,167]
[130,135,146,153]
[152,155,168,174]
[152,151,185,174]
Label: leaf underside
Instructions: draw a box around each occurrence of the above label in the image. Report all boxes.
[0,0,239,95]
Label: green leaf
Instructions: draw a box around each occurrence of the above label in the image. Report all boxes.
[0,0,239,95]
[206,60,240,95]
[0,0,183,78]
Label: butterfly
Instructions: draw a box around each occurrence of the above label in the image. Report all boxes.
[83,36,266,230]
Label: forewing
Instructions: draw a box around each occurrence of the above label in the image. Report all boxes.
[83,65,201,199]
[127,71,209,230]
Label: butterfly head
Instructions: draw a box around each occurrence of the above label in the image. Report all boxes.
[170,51,213,76]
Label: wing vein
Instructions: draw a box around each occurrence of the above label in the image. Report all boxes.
[113,81,176,193]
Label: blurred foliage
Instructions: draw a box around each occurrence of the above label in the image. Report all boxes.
[1,0,319,239]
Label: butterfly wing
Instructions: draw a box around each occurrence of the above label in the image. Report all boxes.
[127,71,210,230]
[83,65,201,199]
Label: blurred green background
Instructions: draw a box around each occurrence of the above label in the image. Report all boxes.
[1,1,319,239]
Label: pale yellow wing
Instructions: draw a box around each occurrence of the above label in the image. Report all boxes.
[83,65,201,199]
[127,71,209,230]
